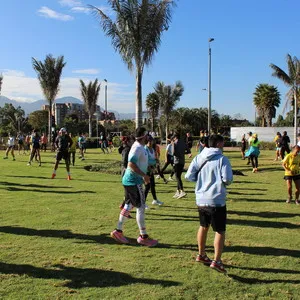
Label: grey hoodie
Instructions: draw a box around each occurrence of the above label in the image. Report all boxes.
[185,147,233,206]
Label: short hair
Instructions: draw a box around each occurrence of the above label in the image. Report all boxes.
[208,134,224,148]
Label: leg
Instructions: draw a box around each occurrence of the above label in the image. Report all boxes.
[197,226,209,256]
[286,179,292,201]
[213,231,226,262]
[149,173,157,200]
[294,179,300,201]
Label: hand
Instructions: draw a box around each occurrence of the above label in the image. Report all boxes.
[143,174,150,184]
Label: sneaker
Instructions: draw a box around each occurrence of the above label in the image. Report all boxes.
[156,175,161,179]
[110,230,129,244]
[145,204,150,209]
[210,260,227,274]
[67,175,71,180]
[286,198,292,204]
[163,178,168,184]
[81,157,85,161]
[27,162,31,166]
[12,158,16,161]
[3,156,8,159]
[173,191,180,198]
[51,173,56,179]
[296,200,299,205]
[196,254,212,264]
[137,236,158,247]
[177,191,187,199]
[168,177,174,181]
[152,199,164,206]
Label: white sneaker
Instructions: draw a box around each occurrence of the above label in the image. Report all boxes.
[177,191,187,199]
[168,177,174,181]
[152,199,164,206]
[173,191,180,198]
[145,204,150,209]
[156,175,161,179]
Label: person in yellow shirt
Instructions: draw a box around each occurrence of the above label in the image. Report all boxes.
[273,132,282,161]
[68,133,77,166]
[282,145,300,205]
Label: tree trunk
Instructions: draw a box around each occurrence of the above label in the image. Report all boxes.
[151,109,155,132]
[165,120,169,144]
[89,115,92,137]
[294,89,298,145]
[49,100,52,144]
[135,70,143,129]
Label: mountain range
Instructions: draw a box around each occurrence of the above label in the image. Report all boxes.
[0,96,135,120]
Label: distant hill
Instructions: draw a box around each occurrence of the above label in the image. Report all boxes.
[0,96,134,120]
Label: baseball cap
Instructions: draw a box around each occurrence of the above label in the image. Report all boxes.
[59,127,67,133]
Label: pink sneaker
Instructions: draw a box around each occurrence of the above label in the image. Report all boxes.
[110,230,129,244]
[137,236,158,247]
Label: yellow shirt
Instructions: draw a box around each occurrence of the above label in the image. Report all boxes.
[283,153,300,176]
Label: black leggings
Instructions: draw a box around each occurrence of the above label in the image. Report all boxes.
[145,173,157,201]
[161,156,175,178]
[174,163,184,190]
[250,155,258,168]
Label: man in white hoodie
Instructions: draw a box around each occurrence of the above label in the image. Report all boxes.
[185,134,233,274]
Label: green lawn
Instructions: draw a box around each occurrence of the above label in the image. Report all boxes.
[0,147,299,299]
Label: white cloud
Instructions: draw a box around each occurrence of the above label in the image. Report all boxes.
[72,69,100,75]
[71,6,91,14]
[0,69,135,112]
[37,6,74,21]
[58,0,82,7]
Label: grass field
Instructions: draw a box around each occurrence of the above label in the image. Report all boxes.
[0,147,299,299]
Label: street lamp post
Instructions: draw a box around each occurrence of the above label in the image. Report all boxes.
[104,79,108,124]
[208,38,214,134]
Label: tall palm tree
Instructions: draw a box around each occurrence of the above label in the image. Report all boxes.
[270,54,300,143]
[0,73,3,96]
[253,83,281,127]
[32,55,66,143]
[89,0,175,128]
[146,92,160,132]
[80,79,101,137]
[155,80,184,141]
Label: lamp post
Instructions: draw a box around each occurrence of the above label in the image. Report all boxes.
[208,38,214,134]
[104,79,108,123]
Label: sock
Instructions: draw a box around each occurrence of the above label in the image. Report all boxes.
[136,206,147,235]
[53,170,56,174]
[116,203,133,230]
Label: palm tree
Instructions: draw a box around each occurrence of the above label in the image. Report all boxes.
[32,55,66,143]
[155,80,184,141]
[253,83,281,127]
[270,54,300,143]
[146,92,160,132]
[80,79,101,137]
[0,73,3,96]
[89,0,175,128]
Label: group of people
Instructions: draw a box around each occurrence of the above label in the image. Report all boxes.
[111,127,233,274]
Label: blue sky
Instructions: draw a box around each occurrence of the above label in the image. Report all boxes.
[0,0,299,121]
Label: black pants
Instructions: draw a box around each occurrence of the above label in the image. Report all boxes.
[145,172,157,201]
[250,155,258,168]
[280,146,290,160]
[68,151,75,166]
[174,163,184,190]
[161,155,175,178]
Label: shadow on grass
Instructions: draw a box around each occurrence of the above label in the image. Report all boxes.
[0,181,66,189]
[228,210,299,218]
[232,180,270,185]
[225,245,300,258]
[228,191,265,196]
[0,262,180,288]
[229,274,300,284]
[0,186,95,194]
[228,218,299,229]
[0,226,200,251]
[230,198,283,203]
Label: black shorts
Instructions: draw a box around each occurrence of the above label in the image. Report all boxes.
[284,174,300,181]
[198,206,227,233]
[56,151,69,161]
[123,184,144,208]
